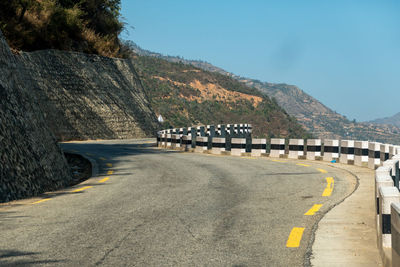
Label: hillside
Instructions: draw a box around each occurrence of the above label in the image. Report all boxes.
[132,54,311,139]
[0,0,125,57]
[369,112,400,128]
[129,43,400,144]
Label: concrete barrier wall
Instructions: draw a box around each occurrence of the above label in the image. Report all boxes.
[231,138,246,156]
[211,137,226,155]
[340,140,355,164]
[306,139,321,160]
[355,141,369,167]
[288,139,304,159]
[251,138,267,157]
[323,139,339,162]
[369,142,381,170]
[270,138,285,158]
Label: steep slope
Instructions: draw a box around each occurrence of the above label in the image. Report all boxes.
[0,31,71,202]
[19,49,159,141]
[132,55,311,139]
[369,112,400,128]
[130,43,400,144]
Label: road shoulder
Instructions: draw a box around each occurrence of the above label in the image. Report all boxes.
[309,163,382,267]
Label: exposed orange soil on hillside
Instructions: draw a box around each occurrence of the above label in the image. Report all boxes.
[153,76,262,107]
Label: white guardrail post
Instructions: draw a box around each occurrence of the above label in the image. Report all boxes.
[270,138,285,158]
[306,139,322,160]
[288,139,304,159]
[323,139,339,162]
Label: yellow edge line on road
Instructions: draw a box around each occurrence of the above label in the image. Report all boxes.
[296,163,311,167]
[322,177,334,197]
[32,198,51,204]
[72,186,93,193]
[107,170,114,175]
[286,227,305,247]
[317,168,328,173]
[304,204,323,215]
[106,163,113,167]
[99,177,109,183]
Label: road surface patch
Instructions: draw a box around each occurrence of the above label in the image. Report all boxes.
[322,177,334,197]
[286,227,305,247]
[304,204,323,215]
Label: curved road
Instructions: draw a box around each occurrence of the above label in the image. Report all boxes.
[0,139,355,266]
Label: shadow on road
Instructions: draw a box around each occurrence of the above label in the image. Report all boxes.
[0,249,66,266]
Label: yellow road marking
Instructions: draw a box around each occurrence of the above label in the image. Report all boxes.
[86,152,94,156]
[106,163,112,167]
[304,204,323,215]
[286,227,305,247]
[72,186,93,193]
[241,156,256,159]
[322,177,334,197]
[107,170,114,175]
[297,163,311,167]
[271,159,286,163]
[32,198,51,204]
[99,177,109,183]
[317,168,328,173]
[99,157,107,161]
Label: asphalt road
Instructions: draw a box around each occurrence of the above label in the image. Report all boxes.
[0,139,356,266]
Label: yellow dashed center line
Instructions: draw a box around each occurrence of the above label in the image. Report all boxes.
[286,227,305,247]
[106,163,113,167]
[99,157,107,161]
[317,168,328,173]
[271,159,286,163]
[99,177,109,183]
[32,198,51,204]
[72,186,93,193]
[304,204,323,215]
[241,156,257,160]
[107,170,114,175]
[322,177,334,197]
[296,163,311,167]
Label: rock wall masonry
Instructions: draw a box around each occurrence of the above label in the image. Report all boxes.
[0,31,72,202]
[20,48,159,141]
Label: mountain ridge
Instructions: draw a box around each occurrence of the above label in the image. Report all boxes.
[127,41,400,144]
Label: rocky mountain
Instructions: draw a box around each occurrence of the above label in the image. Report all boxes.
[369,112,400,128]
[129,42,400,144]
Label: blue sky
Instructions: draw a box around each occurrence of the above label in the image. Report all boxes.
[120,0,400,121]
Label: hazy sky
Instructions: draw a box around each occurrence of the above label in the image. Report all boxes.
[120,0,400,121]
